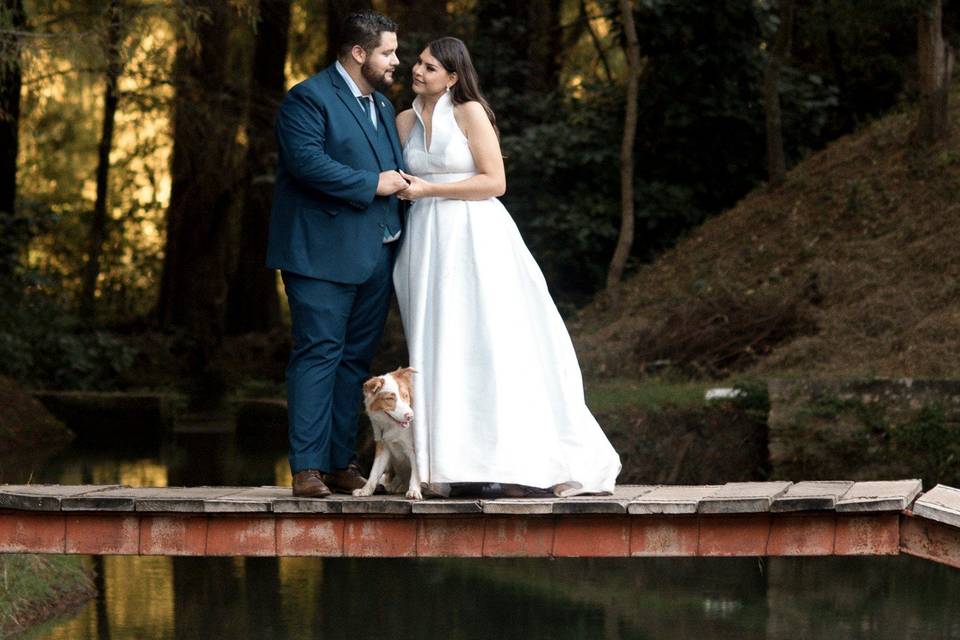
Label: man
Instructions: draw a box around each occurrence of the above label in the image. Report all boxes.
[266,10,409,497]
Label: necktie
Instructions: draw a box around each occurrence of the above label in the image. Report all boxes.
[358,96,376,129]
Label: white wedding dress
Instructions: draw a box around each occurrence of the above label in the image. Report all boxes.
[393,91,621,495]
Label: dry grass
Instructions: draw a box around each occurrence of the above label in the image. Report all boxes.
[574,99,960,380]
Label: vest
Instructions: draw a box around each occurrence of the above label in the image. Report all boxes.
[370,111,402,238]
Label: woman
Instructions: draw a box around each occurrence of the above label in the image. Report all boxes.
[394,37,620,497]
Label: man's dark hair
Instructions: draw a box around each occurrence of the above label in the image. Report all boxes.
[337,10,398,58]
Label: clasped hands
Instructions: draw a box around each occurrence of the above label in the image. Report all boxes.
[376,170,430,202]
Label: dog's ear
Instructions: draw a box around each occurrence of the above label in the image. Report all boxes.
[363,377,384,396]
[394,366,417,380]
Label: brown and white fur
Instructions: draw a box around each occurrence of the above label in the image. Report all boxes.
[354,367,423,500]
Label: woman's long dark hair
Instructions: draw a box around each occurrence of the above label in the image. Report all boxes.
[426,37,499,139]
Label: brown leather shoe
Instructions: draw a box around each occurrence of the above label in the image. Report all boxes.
[292,470,331,498]
[322,462,367,493]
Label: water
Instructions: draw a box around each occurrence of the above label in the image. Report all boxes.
[3,425,959,639]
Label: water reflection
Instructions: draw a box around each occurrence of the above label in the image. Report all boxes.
[0,431,288,489]
[23,555,960,640]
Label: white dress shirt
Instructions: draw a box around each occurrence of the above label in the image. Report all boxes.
[335,61,377,130]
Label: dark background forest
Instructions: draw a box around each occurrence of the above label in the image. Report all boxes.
[0,0,956,397]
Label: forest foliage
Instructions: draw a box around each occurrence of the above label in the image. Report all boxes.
[0,0,955,389]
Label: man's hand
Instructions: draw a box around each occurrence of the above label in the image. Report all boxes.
[396,171,433,202]
[376,170,409,196]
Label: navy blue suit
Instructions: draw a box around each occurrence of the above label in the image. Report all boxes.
[266,64,404,474]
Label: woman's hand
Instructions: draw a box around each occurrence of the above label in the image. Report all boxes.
[397,171,433,202]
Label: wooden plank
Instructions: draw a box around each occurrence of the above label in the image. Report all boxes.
[271,497,342,514]
[411,500,482,515]
[338,495,413,515]
[771,481,855,512]
[628,486,721,515]
[481,498,555,515]
[203,487,291,513]
[835,479,922,512]
[698,482,792,514]
[139,487,254,512]
[0,485,124,511]
[553,486,656,514]
[62,487,241,512]
[912,484,960,528]
[901,513,960,569]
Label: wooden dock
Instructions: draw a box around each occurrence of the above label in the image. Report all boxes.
[1,480,958,566]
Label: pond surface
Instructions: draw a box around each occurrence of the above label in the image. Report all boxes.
[3,425,959,640]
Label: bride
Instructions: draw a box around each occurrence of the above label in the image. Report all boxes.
[393,37,620,497]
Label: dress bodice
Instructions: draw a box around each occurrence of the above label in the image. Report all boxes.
[403,91,476,181]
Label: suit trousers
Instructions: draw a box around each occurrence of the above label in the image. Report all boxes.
[282,242,395,474]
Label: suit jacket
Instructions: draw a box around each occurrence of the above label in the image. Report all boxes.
[266,64,405,284]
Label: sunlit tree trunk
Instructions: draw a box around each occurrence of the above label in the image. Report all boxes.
[157,0,244,392]
[79,0,123,319]
[225,0,290,334]
[606,0,639,289]
[0,0,26,278]
[915,0,953,145]
[578,0,613,82]
[764,0,794,187]
[323,0,371,68]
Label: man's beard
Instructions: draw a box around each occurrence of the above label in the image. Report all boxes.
[362,61,394,92]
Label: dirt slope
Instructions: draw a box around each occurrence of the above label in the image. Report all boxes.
[574,99,960,380]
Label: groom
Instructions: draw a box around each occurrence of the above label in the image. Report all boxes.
[266,10,408,497]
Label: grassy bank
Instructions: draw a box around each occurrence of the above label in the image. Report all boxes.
[585,378,770,485]
[0,555,96,637]
[584,378,709,414]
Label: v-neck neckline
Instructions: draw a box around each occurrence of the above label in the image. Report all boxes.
[413,91,452,153]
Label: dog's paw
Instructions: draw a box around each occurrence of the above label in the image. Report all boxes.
[405,488,423,500]
[352,486,374,497]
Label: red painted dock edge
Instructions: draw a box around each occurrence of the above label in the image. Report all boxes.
[2,510,940,561]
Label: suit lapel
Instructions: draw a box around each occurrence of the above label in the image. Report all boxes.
[328,67,383,169]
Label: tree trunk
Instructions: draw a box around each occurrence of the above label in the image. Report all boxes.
[822,2,851,131]
[915,0,953,146]
[606,0,640,289]
[388,0,449,40]
[521,0,563,95]
[224,0,290,334]
[157,0,244,396]
[763,0,795,187]
[323,0,371,68]
[0,0,26,278]
[79,0,123,319]
[473,0,561,96]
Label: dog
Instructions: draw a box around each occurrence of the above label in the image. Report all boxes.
[353,367,423,500]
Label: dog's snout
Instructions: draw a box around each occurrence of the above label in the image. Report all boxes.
[402,411,413,422]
